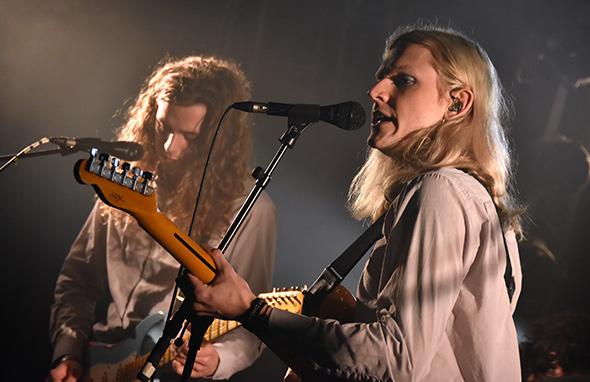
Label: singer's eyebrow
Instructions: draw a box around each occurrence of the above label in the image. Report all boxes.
[377,63,415,80]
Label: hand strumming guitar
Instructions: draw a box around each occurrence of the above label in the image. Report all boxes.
[171,340,220,379]
[47,359,82,382]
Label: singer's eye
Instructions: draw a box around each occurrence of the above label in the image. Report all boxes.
[392,74,416,88]
[155,120,168,133]
[183,133,199,142]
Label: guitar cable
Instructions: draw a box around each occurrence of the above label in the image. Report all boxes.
[142,105,236,381]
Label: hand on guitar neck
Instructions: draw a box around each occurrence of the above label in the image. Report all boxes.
[181,244,259,320]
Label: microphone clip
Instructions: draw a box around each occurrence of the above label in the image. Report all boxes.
[280,119,312,148]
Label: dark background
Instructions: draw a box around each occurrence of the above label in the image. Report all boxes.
[1,1,589,380]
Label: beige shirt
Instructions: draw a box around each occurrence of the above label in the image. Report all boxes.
[50,191,276,379]
[263,167,522,381]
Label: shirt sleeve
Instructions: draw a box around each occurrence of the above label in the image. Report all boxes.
[210,191,277,379]
[49,200,108,364]
[250,172,489,381]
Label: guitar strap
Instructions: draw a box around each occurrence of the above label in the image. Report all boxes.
[466,171,516,303]
[302,213,385,314]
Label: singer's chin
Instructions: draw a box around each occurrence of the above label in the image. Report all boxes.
[367,130,379,149]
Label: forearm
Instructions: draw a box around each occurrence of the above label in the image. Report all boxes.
[251,309,397,382]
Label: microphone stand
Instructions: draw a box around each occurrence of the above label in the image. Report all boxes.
[0,139,81,174]
[0,142,135,173]
[138,118,312,382]
[0,147,77,160]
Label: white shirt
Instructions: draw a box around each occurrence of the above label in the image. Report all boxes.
[50,191,276,380]
[262,167,522,381]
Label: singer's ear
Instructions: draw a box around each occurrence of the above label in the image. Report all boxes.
[444,88,473,121]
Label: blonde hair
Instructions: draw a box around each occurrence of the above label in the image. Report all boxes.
[115,56,253,241]
[348,25,522,233]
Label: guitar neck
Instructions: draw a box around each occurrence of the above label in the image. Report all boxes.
[132,209,217,283]
[75,156,217,284]
[204,288,305,341]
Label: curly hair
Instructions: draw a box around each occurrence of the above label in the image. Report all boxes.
[348,24,522,234]
[115,56,253,241]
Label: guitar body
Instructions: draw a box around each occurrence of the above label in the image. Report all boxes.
[81,287,348,382]
[84,312,167,382]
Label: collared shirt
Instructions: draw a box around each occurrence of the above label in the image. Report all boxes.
[261,167,522,381]
[50,191,276,380]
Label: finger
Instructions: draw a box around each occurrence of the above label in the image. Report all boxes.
[172,356,210,379]
[171,359,184,375]
[284,368,302,382]
[201,244,230,271]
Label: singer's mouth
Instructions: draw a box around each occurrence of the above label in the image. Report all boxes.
[158,152,180,166]
[371,114,394,128]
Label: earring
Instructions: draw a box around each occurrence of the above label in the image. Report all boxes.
[448,90,463,112]
[448,96,462,112]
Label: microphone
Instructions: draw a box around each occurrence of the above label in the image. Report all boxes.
[50,137,144,160]
[233,101,366,131]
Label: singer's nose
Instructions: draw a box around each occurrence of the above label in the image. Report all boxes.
[163,133,186,160]
[368,79,390,102]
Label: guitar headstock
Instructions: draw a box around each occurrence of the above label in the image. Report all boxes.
[74,150,157,216]
[259,287,307,314]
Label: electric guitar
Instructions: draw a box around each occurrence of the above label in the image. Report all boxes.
[75,152,357,382]
[84,287,323,382]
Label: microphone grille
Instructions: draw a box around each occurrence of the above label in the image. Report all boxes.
[326,101,366,130]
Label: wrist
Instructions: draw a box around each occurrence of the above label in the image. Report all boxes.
[235,297,272,332]
[50,354,80,369]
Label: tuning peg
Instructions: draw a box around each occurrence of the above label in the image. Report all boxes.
[111,157,120,168]
[141,172,155,196]
[131,167,144,190]
[132,166,143,178]
[96,153,113,178]
[115,162,132,187]
[99,153,111,163]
